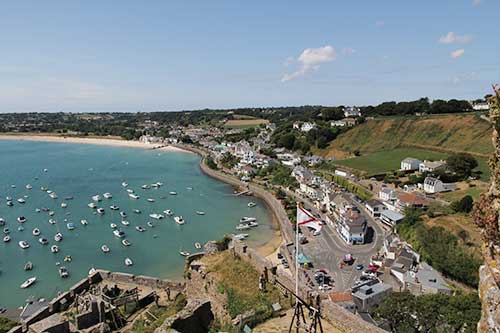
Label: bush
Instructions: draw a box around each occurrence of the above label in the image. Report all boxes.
[450,195,474,213]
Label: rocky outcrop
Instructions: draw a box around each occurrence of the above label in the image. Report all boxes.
[473,85,500,332]
[155,300,214,333]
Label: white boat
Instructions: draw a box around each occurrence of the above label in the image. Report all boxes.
[43,168,48,172]
[48,211,55,216]
[149,213,164,220]
[103,192,112,199]
[247,202,256,208]
[121,182,128,187]
[81,219,88,226]
[124,258,133,266]
[110,223,117,229]
[147,221,154,227]
[88,267,97,275]
[66,223,75,230]
[54,233,63,242]
[97,208,105,215]
[92,195,101,202]
[101,245,110,253]
[49,219,57,225]
[3,227,9,234]
[127,189,134,193]
[120,211,127,218]
[39,237,48,245]
[174,216,185,225]
[0,218,5,226]
[240,217,257,223]
[147,198,155,202]
[17,198,26,204]
[88,202,97,209]
[186,187,193,190]
[179,251,190,257]
[18,240,30,249]
[6,200,13,206]
[129,193,140,200]
[59,266,69,278]
[35,208,41,213]
[236,224,251,231]
[32,228,41,236]
[20,277,37,289]
[113,229,125,238]
[121,220,130,226]
[196,211,206,215]
[41,186,48,191]
[60,202,67,208]
[110,205,119,210]
[141,184,150,190]
[64,255,72,262]
[18,226,24,231]
[195,242,202,249]
[51,245,59,253]
[24,261,33,271]
[122,239,131,246]
[133,209,141,214]
[163,209,173,216]
[3,235,10,242]
[248,221,259,227]
[135,226,145,232]
[233,233,249,240]
[26,184,33,190]
[49,192,58,199]
[17,216,27,223]
[169,191,177,195]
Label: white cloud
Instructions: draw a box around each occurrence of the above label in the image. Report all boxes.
[376,20,385,27]
[439,32,472,44]
[281,45,336,82]
[450,49,465,58]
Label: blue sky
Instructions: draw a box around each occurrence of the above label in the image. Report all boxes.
[0,0,498,112]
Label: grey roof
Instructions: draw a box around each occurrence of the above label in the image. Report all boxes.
[402,157,421,163]
[381,210,405,222]
[353,282,392,300]
[366,199,384,208]
[412,262,450,291]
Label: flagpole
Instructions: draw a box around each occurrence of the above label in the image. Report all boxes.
[295,203,299,299]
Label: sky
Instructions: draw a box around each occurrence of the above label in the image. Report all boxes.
[0,0,498,112]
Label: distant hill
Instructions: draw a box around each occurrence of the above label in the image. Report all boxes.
[322,113,493,158]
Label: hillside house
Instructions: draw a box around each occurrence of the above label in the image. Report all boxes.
[365,199,386,217]
[400,158,421,171]
[422,177,456,193]
[379,187,397,202]
[337,207,368,245]
[419,160,446,173]
[331,118,356,127]
[300,122,316,132]
[343,106,362,118]
[472,102,490,111]
[380,210,405,228]
[352,282,392,312]
[396,192,427,211]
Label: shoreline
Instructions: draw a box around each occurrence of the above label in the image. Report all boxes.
[0,134,192,154]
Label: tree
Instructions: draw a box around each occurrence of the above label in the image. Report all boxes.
[451,195,474,213]
[446,153,478,178]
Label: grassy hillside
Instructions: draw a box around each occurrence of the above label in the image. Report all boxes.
[324,113,493,158]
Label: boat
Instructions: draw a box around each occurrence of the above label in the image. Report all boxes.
[65,196,74,200]
[110,205,119,210]
[122,239,131,246]
[20,277,37,289]
[101,245,110,253]
[141,184,150,190]
[17,198,26,204]
[103,192,112,199]
[179,251,190,257]
[120,211,127,218]
[248,221,259,227]
[60,202,67,208]
[39,237,48,245]
[24,261,33,271]
[18,226,25,231]
[196,211,206,215]
[147,198,155,202]
[88,202,97,209]
[195,242,202,249]
[236,224,251,231]
[6,200,13,207]
[32,228,41,236]
[135,226,145,232]
[49,192,58,199]
[121,182,128,187]
[41,186,48,191]
[174,216,185,225]
[149,213,164,220]
[121,220,130,226]
[110,223,117,229]
[133,209,141,214]
[6,196,12,201]
[0,218,4,226]
[35,208,41,213]
[17,216,27,223]
[59,266,69,278]
[54,233,63,242]
[163,210,173,216]
[3,227,10,235]
[80,219,88,226]
[240,217,257,223]
[10,185,16,188]
[51,245,59,253]
[147,221,154,227]
[127,189,134,193]
[43,168,48,172]
[49,219,56,225]
[48,211,55,216]
[26,184,33,190]
[3,235,10,242]
[124,258,133,266]
[186,187,193,190]
[64,255,72,262]
[18,240,30,249]
[96,208,105,215]
[91,195,101,202]
[233,233,249,240]
[88,267,97,275]
[66,223,75,230]
[113,229,125,238]
[129,193,140,200]
[247,202,256,208]
[169,191,177,195]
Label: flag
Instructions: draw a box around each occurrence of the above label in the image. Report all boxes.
[297,204,322,233]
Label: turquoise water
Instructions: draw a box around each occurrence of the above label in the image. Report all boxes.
[0,141,273,308]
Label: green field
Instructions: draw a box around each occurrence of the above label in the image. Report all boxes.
[332,148,490,180]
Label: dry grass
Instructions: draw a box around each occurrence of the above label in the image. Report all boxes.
[224,118,269,128]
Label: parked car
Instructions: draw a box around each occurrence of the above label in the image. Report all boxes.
[356,264,364,270]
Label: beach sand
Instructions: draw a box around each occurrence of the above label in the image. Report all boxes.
[0,134,191,153]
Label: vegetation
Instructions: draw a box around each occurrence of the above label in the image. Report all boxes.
[271,121,342,153]
[397,209,481,287]
[0,317,17,333]
[446,153,478,179]
[362,97,473,117]
[373,291,481,333]
[219,152,239,169]
[450,195,474,213]
[205,156,218,170]
[257,164,298,189]
[324,174,372,200]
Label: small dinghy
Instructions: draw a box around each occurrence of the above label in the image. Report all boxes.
[88,202,97,209]
[20,277,37,289]
[122,239,131,246]
[122,182,128,187]
[121,220,130,226]
[169,191,177,195]
[133,209,141,214]
[147,221,154,227]
[120,211,127,218]
[103,192,112,199]
[164,210,173,216]
[180,251,190,257]
[110,205,119,210]
[196,211,206,215]
[135,226,145,232]
[147,198,155,203]
[110,223,117,229]
[59,266,69,278]
[3,235,10,242]
[17,216,27,223]
[6,201,13,207]
[174,216,185,225]
[48,211,55,216]
[96,208,105,215]
[39,237,48,245]
[124,258,133,266]
[18,226,25,232]
[54,233,63,242]
[66,223,75,230]
[24,261,33,271]
[195,242,202,249]
[64,255,72,262]
[49,219,56,225]
[51,245,59,253]
[17,198,26,204]
[247,202,256,208]
[60,202,67,208]
[101,245,110,253]
[80,219,88,226]
[19,240,30,249]
[3,227,10,234]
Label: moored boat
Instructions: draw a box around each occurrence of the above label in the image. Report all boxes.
[195,242,202,249]
[149,213,163,220]
[20,277,37,289]
[24,261,33,271]
[129,193,140,200]
[59,266,69,278]
[66,223,75,230]
[39,237,48,245]
[88,202,97,209]
[96,208,105,214]
[110,205,119,210]
[113,229,125,238]
[135,226,145,232]
[32,228,41,236]
[3,235,10,242]
[120,211,127,218]
[122,239,131,246]
[101,245,110,253]
[80,219,88,226]
[121,220,130,226]
[174,216,185,225]
[103,192,112,199]
[124,258,133,266]
[179,251,190,257]
[17,216,27,223]
[169,191,177,195]
[18,240,30,249]
[163,209,173,216]
[51,245,59,253]
[54,233,63,242]
[247,202,256,208]
[196,211,206,215]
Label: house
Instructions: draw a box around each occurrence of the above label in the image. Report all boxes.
[365,199,386,217]
[239,165,256,177]
[396,192,427,211]
[379,188,397,202]
[303,155,324,167]
[423,177,456,194]
[299,183,321,200]
[419,160,446,173]
[352,282,392,312]
[400,158,421,171]
[334,169,350,178]
[380,210,405,228]
[331,118,356,127]
[292,166,313,184]
[390,247,419,285]
[292,122,300,130]
[337,208,368,245]
[277,153,301,167]
[343,106,362,118]
[405,262,451,295]
[472,102,490,111]
[300,122,316,132]
[382,234,402,260]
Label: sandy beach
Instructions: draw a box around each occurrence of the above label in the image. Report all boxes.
[0,134,191,153]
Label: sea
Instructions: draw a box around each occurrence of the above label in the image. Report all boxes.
[0,140,274,308]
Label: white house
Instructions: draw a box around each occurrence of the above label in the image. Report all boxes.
[334,169,350,178]
[331,118,356,127]
[400,158,421,171]
[419,160,446,173]
[380,210,405,228]
[343,106,361,118]
[379,187,397,202]
[423,177,456,194]
[472,102,490,111]
[365,199,387,217]
[300,122,316,132]
[336,207,367,245]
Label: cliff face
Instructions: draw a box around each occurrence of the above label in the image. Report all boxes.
[473,85,500,332]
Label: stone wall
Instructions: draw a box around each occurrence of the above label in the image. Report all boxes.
[97,270,184,291]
